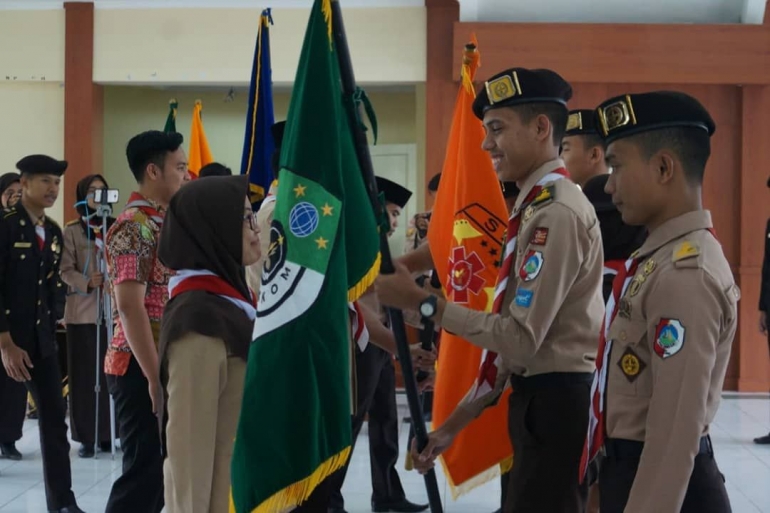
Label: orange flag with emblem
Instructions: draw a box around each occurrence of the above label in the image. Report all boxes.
[427,37,513,497]
[188,99,214,178]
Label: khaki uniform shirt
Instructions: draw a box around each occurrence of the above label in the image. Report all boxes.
[245,197,276,296]
[605,210,739,513]
[61,221,99,325]
[441,159,605,417]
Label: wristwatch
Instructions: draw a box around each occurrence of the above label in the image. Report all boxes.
[419,295,438,320]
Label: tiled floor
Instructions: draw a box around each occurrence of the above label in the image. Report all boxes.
[3,395,770,512]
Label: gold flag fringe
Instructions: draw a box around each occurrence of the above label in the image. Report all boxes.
[322,0,333,48]
[229,445,352,513]
[348,252,381,302]
[439,454,513,501]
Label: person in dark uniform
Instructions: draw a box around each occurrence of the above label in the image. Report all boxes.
[754,176,770,444]
[0,155,83,513]
[591,91,735,513]
[0,171,26,461]
[328,177,429,513]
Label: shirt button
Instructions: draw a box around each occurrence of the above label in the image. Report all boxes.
[37,300,41,306]
[20,254,25,260]
[38,279,42,285]
[36,320,40,325]
[4,309,9,315]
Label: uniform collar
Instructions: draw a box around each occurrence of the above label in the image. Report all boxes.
[513,158,567,214]
[636,210,712,258]
[17,202,46,227]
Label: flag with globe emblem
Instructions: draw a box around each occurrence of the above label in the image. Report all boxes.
[229,1,381,512]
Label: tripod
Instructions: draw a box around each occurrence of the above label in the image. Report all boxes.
[93,201,117,459]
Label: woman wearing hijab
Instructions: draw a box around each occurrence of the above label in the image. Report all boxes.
[60,174,116,457]
[0,172,21,209]
[158,175,260,513]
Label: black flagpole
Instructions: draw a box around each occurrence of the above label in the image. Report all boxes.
[330,1,444,511]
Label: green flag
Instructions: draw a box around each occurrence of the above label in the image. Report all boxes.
[164,98,178,133]
[229,0,381,511]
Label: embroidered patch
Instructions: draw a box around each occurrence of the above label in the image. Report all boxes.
[530,227,549,246]
[618,298,632,319]
[673,241,700,262]
[514,288,534,308]
[643,259,657,276]
[519,250,544,282]
[654,319,685,359]
[618,346,646,382]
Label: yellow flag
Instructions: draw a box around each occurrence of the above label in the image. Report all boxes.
[188,100,214,177]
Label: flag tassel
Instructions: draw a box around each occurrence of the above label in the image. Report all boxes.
[348,251,381,301]
[229,445,351,513]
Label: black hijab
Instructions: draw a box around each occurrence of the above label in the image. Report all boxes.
[158,175,253,361]
[0,173,20,207]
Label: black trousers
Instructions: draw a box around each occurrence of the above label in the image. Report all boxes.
[66,324,111,445]
[329,345,405,509]
[504,374,591,513]
[599,438,731,513]
[24,353,76,510]
[105,357,164,513]
[0,363,27,443]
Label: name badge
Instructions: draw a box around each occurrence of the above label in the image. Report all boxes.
[13,242,31,248]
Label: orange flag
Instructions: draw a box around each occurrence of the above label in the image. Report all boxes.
[427,36,513,497]
[188,100,214,178]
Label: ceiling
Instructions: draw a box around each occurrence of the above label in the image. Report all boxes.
[0,0,765,24]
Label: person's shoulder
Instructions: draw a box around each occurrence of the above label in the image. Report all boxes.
[529,180,597,231]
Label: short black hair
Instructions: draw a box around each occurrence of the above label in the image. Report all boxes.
[513,102,568,146]
[126,131,184,183]
[199,162,232,178]
[579,133,604,152]
[631,127,711,184]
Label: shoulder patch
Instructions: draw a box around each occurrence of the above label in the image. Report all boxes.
[3,208,18,219]
[672,241,700,262]
[530,185,555,208]
[66,219,79,227]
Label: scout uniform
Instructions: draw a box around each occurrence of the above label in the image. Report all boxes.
[440,68,605,512]
[589,92,737,512]
[564,110,648,303]
[329,177,428,513]
[0,155,78,512]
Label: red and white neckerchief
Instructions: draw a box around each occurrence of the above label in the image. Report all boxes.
[125,192,164,227]
[580,254,640,481]
[168,269,257,321]
[473,167,570,399]
[348,301,370,351]
[603,258,626,279]
[34,218,46,250]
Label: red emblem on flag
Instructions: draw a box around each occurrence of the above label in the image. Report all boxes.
[447,246,486,303]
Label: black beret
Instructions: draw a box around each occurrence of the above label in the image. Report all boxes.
[472,67,572,120]
[565,109,598,137]
[427,173,441,192]
[582,174,616,213]
[595,91,715,146]
[376,176,412,209]
[501,181,520,199]
[16,154,67,177]
[272,121,286,150]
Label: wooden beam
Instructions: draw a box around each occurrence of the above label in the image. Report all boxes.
[454,22,770,85]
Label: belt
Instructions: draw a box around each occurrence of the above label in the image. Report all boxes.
[604,436,713,459]
[509,371,594,390]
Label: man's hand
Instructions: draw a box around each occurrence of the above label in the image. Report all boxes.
[417,372,435,393]
[410,345,436,372]
[409,427,456,475]
[376,262,427,311]
[148,379,161,415]
[761,311,768,337]
[0,336,33,382]
[88,272,105,289]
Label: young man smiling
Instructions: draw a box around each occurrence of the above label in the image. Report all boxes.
[376,67,604,512]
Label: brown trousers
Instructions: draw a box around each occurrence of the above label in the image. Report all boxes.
[504,375,591,513]
[163,333,246,513]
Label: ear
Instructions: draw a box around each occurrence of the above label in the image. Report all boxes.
[534,114,552,143]
[655,151,676,185]
[145,163,159,181]
[589,145,604,165]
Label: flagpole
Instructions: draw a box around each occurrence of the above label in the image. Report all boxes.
[330,1,444,511]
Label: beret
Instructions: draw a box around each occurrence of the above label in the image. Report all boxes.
[595,91,715,146]
[472,67,572,120]
[16,154,67,177]
[376,176,412,209]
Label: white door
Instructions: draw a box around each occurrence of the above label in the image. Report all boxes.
[369,144,418,259]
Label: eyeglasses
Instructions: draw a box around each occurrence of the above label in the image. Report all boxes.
[243,211,258,231]
[2,190,21,201]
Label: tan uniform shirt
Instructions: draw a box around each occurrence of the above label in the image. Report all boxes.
[605,210,739,513]
[245,197,276,296]
[60,221,99,325]
[441,159,604,417]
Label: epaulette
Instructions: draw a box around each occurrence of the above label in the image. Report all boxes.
[65,219,79,227]
[530,184,556,209]
[672,240,701,268]
[2,207,18,219]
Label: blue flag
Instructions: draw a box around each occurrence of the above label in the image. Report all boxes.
[240,8,275,209]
